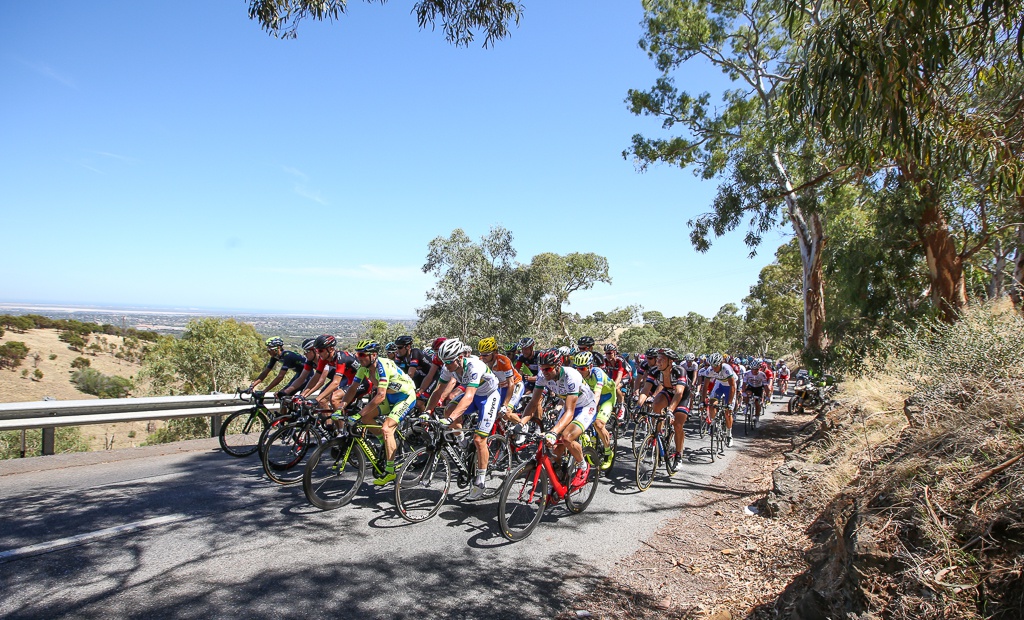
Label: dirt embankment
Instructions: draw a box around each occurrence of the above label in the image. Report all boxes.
[0,328,163,451]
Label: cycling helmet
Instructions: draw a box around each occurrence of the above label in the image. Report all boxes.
[699,354,708,363]
[462,344,472,355]
[592,351,605,366]
[301,337,317,352]
[557,346,572,358]
[265,337,284,349]
[437,338,465,362]
[572,351,594,367]
[604,343,618,352]
[577,336,595,348]
[395,335,414,347]
[659,348,681,361]
[355,339,381,353]
[709,353,724,366]
[685,353,695,362]
[314,334,336,350]
[478,337,498,353]
[423,348,434,358]
[519,337,536,348]
[431,337,447,350]
[385,342,398,353]
[645,347,658,358]
[503,342,519,355]
[537,349,561,367]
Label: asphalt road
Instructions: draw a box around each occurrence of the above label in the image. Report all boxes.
[0,399,787,619]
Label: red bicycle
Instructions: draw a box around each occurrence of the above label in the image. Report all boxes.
[496,431,600,541]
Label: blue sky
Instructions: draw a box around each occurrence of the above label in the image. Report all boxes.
[1,1,789,319]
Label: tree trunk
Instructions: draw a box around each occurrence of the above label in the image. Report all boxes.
[772,151,828,354]
[985,238,1007,300]
[1011,217,1024,312]
[918,197,967,323]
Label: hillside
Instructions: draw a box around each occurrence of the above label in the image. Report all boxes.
[0,328,159,452]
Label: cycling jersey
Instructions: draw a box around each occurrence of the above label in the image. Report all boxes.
[583,366,617,400]
[604,357,628,382]
[705,364,737,389]
[438,355,499,396]
[314,352,359,385]
[743,370,768,388]
[535,366,596,409]
[355,357,416,398]
[394,348,427,387]
[514,352,539,382]
[486,353,522,386]
[265,350,306,374]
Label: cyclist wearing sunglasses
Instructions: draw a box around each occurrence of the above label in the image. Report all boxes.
[301,335,360,410]
[424,338,502,500]
[572,351,617,470]
[333,339,418,486]
[525,349,598,487]
[477,337,525,423]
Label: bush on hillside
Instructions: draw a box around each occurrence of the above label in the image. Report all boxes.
[70,368,133,398]
[0,428,89,460]
[0,341,30,369]
[143,417,210,445]
[71,356,91,369]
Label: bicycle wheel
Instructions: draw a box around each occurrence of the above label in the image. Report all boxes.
[394,447,451,523]
[565,446,600,514]
[482,434,511,499]
[743,402,752,436]
[219,409,269,457]
[257,414,291,458]
[631,416,652,458]
[662,425,678,476]
[708,417,717,462]
[262,422,316,485]
[498,459,549,541]
[303,437,365,510]
[635,434,659,491]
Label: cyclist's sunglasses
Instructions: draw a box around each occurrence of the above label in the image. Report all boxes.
[540,365,558,373]
[355,352,372,358]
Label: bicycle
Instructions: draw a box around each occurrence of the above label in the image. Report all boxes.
[260,399,341,485]
[496,431,601,541]
[580,421,616,476]
[393,416,511,523]
[219,388,272,457]
[630,401,654,458]
[705,399,728,461]
[634,410,678,491]
[301,414,416,510]
[742,394,762,436]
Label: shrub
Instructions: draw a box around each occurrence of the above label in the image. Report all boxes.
[21,369,29,378]
[32,369,43,381]
[0,341,29,369]
[48,353,57,361]
[71,356,91,369]
[59,331,86,352]
[70,368,133,398]
[0,428,89,459]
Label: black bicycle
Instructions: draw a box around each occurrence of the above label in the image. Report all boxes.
[219,389,272,457]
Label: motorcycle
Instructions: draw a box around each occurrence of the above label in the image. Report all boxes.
[787,374,836,414]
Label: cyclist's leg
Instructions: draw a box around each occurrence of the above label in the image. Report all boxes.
[563,404,596,467]
[473,392,500,471]
[673,389,690,453]
[593,394,614,448]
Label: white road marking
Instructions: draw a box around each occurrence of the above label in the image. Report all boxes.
[0,514,187,562]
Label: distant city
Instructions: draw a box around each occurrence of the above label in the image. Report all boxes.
[0,303,415,346]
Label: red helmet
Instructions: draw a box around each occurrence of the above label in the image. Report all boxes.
[431,337,447,350]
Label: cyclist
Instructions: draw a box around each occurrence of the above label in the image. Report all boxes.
[301,335,360,410]
[248,337,307,394]
[777,360,791,396]
[478,337,525,422]
[415,337,449,408]
[393,335,427,387]
[603,344,628,391]
[334,340,417,486]
[703,353,738,447]
[524,349,598,487]
[275,337,318,399]
[577,336,595,353]
[385,342,398,360]
[514,337,540,391]
[647,348,690,468]
[742,364,768,421]
[633,347,658,395]
[571,351,616,470]
[761,361,775,402]
[424,338,501,500]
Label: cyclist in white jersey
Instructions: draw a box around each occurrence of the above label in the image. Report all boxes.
[524,348,598,487]
[424,338,502,500]
[703,353,738,447]
[742,365,768,420]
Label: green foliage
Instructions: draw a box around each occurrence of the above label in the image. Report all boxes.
[0,428,89,460]
[415,227,618,348]
[0,315,34,332]
[0,341,30,369]
[71,368,134,398]
[355,320,413,349]
[70,356,91,369]
[744,239,803,355]
[32,369,43,381]
[141,318,264,395]
[248,0,524,47]
[143,417,210,445]
[48,353,57,361]
[59,331,87,351]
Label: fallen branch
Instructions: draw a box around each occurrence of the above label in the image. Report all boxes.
[973,453,1024,487]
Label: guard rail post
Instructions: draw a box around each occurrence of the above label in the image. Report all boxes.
[210,415,222,438]
[42,427,55,456]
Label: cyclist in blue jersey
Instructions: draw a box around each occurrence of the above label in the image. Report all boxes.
[249,337,307,394]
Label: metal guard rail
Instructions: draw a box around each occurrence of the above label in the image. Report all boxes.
[0,393,280,435]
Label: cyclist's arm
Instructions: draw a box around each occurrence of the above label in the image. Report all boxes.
[300,371,325,397]
[424,377,457,413]
[420,363,440,391]
[358,381,388,419]
[263,368,289,392]
[336,380,363,410]
[281,367,311,396]
[316,373,344,405]
[668,383,686,412]
[524,386,545,419]
[446,384,478,421]
[248,364,272,390]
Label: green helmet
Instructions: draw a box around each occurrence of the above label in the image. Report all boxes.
[355,339,381,353]
[265,337,284,349]
[572,351,594,367]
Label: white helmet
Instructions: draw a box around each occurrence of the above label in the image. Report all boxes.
[438,339,466,363]
[557,346,571,357]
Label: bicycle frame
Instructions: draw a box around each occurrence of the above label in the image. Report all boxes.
[524,440,573,503]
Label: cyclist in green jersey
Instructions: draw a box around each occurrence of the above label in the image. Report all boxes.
[333,339,417,486]
[572,351,617,470]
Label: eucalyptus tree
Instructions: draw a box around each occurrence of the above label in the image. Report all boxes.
[625,0,832,355]
[248,0,523,46]
[786,0,1024,321]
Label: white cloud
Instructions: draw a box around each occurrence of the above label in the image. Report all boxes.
[282,166,327,205]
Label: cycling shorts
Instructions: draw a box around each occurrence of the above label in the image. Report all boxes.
[498,382,525,412]
[745,385,764,399]
[654,388,690,415]
[712,384,733,406]
[558,402,597,433]
[382,391,416,424]
[595,393,615,424]
[463,390,501,437]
